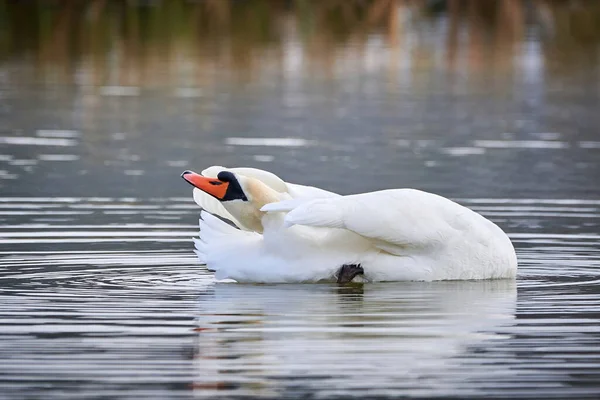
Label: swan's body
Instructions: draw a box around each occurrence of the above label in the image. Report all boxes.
[182,167,517,283]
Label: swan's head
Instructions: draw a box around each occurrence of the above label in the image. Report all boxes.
[182,170,248,203]
[181,169,283,232]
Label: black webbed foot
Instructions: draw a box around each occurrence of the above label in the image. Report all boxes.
[336,264,364,284]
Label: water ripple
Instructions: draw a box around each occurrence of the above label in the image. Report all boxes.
[0,197,599,399]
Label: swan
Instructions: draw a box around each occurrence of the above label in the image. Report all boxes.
[181,168,517,283]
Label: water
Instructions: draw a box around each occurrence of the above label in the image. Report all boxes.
[1,1,600,398]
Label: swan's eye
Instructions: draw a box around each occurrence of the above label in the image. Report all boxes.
[209,181,223,186]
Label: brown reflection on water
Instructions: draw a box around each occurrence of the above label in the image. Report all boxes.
[1,0,600,88]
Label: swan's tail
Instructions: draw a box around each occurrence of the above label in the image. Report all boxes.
[193,210,259,276]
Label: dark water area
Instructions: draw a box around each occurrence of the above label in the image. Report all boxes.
[1,1,600,399]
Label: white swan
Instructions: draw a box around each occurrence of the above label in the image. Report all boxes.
[181,168,517,283]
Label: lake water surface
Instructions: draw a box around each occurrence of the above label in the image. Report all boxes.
[1,1,600,399]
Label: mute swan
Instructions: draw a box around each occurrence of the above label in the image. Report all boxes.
[181,169,517,283]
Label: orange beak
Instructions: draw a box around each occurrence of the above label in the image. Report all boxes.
[181,170,229,200]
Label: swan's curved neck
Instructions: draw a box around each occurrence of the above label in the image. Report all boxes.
[246,179,287,210]
[223,178,288,233]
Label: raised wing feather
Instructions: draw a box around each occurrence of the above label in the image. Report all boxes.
[192,188,246,230]
[285,183,340,199]
[262,197,344,228]
[264,189,466,251]
[261,198,314,213]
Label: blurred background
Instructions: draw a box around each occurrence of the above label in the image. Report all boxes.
[2,1,600,399]
[1,0,599,199]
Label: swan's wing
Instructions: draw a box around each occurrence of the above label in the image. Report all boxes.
[192,188,246,230]
[262,189,463,252]
[285,183,340,199]
[261,197,321,216]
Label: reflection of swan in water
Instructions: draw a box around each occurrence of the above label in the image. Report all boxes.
[190,280,517,398]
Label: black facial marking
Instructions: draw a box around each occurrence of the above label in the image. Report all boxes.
[217,171,235,182]
[217,171,248,202]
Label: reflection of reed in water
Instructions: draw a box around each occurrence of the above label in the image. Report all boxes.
[1,0,599,88]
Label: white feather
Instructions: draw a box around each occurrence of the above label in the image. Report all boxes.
[285,182,340,199]
[192,188,244,229]
[260,198,312,213]
[282,199,345,229]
